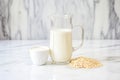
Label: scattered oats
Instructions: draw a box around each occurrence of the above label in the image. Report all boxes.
[69,56,103,69]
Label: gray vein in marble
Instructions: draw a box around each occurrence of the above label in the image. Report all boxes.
[0,0,9,40]
[101,0,120,39]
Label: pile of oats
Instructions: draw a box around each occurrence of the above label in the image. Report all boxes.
[69,56,102,69]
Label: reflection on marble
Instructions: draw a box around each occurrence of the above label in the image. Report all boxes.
[0,40,120,80]
[0,0,120,40]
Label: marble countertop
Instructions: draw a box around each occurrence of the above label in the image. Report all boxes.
[0,40,120,80]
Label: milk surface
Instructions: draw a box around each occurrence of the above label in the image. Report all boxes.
[50,29,72,62]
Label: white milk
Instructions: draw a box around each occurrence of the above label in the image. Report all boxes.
[50,29,72,62]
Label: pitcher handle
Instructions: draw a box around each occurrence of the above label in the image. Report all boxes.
[72,25,84,51]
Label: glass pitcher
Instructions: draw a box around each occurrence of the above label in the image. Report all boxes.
[50,15,84,64]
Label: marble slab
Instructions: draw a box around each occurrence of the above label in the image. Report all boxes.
[0,40,120,80]
[0,0,120,40]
